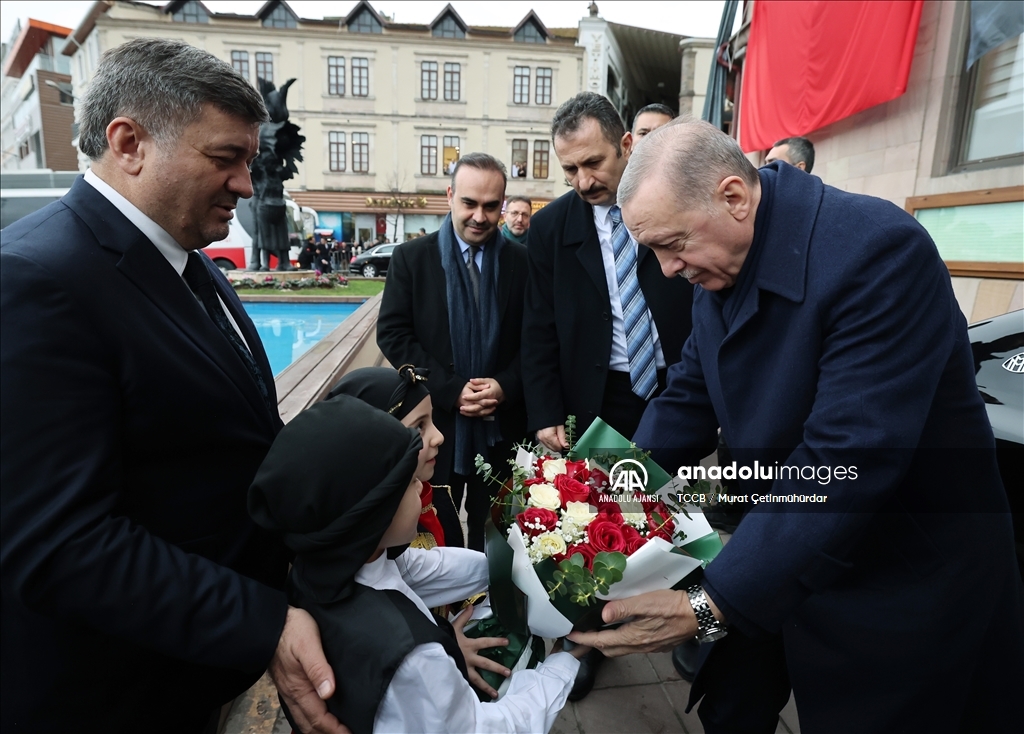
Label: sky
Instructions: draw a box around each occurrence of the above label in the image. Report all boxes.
[2,1,732,48]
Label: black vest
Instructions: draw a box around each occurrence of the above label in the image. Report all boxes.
[284,584,469,734]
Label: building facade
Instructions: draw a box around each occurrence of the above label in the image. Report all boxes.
[1,19,78,172]
[62,0,586,244]
[725,1,1023,321]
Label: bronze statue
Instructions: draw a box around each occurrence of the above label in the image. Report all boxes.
[249,78,305,271]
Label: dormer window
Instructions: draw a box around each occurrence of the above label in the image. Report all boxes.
[263,4,297,29]
[432,13,465,39]
[514,20,544,44]
[172,1,209,24]
[350,8,382,34]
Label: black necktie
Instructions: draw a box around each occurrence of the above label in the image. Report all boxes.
[466,245,480,305]
[182,252,274,415]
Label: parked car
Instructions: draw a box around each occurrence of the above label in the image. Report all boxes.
[349,242,398,277]
[969,309,1024,577]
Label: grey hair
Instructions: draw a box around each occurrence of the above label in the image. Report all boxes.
[505,195,532,207]
[450,152,507,191]
[619,116,759,214]
[550,92,625,154]
[78,38,268,160]
[771,136,815,173]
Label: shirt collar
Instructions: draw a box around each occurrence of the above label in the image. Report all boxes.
[593,202,617,226]
[84,169,189,275]
[453,229,472,255]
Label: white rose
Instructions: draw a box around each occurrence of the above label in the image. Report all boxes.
[564,501,596,526]
[527,483,561,510]
[622,512,647,527]
[542,458,568,482]
[535,531,567,558]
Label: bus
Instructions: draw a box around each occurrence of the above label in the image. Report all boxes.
[0,170,316,270]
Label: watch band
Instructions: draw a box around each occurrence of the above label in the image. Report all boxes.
[687,584,728,643]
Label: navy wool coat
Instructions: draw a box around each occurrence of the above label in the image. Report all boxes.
[635,163,1023,733]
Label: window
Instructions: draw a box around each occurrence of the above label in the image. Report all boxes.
[349,8,382,34]
[511,139,528,178]
[263,4,296,28]
[533,140,550,179]
[513,66,530,105]
[443,136,460,174]
[231,51,250,80]
[172,1,209,23]
[18,139,30,160]
[444,63,460,101]
[256,52,273,84]
[352,132,369,172]
[421,61,438,100]
[352,58,369,97]
[432,14,465,39]
[514,20,544,44]
[535,67,552,105]
[959,34,1023,165]
[329,131,346,171]
[421,135,438,175]
[328,56,345,96]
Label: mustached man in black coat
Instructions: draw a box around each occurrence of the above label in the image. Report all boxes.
[520,92,695,701]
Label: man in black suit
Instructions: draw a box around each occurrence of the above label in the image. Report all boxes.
[521,92,694,699]
[1,39,345,734]
[377,153,528,552]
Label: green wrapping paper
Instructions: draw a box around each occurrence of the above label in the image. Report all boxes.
[462,615,545,700]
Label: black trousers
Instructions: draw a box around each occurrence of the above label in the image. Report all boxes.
[448,439,515,552]
[599,368,668,440]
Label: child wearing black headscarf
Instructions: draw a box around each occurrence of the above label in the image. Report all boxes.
[249,395,582,733]
[328,365,456,549]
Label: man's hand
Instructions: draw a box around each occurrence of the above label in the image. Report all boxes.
[567,590,698,657]
[268,607,349,734]
[536,425,568,452]
[452,605,510,699]
[459,378,505,417]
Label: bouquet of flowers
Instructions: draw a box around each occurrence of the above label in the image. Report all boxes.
[477,417,724,638]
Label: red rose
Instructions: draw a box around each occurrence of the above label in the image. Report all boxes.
[523,477,546,487]
[587,516,627,553]
[565,459,589,482]
[598,505,623,524]
[621,525,648,555]
[516,507,559,537]
[589,467,610,489]
[558,542,597,570]
[554,473,590,506]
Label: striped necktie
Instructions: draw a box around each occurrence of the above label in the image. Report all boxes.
[609,205,657,400]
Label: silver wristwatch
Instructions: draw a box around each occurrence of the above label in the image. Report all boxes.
[687,584,728,643]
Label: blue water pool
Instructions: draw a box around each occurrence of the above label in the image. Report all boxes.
[242,302,362,376]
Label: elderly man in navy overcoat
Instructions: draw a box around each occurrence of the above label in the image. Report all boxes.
[572,118,1023,734]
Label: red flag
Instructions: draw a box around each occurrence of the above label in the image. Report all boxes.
[739,1,924,152]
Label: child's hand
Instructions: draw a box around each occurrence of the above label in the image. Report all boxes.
[452,605,511,699]
[552,637,593,660]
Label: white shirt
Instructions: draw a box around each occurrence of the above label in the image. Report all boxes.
[593,204,666,372]
[83,169,251,349]
[358,547,580,734]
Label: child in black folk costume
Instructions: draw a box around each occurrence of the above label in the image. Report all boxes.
[329,364,517,699]
[248,394,586,733]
